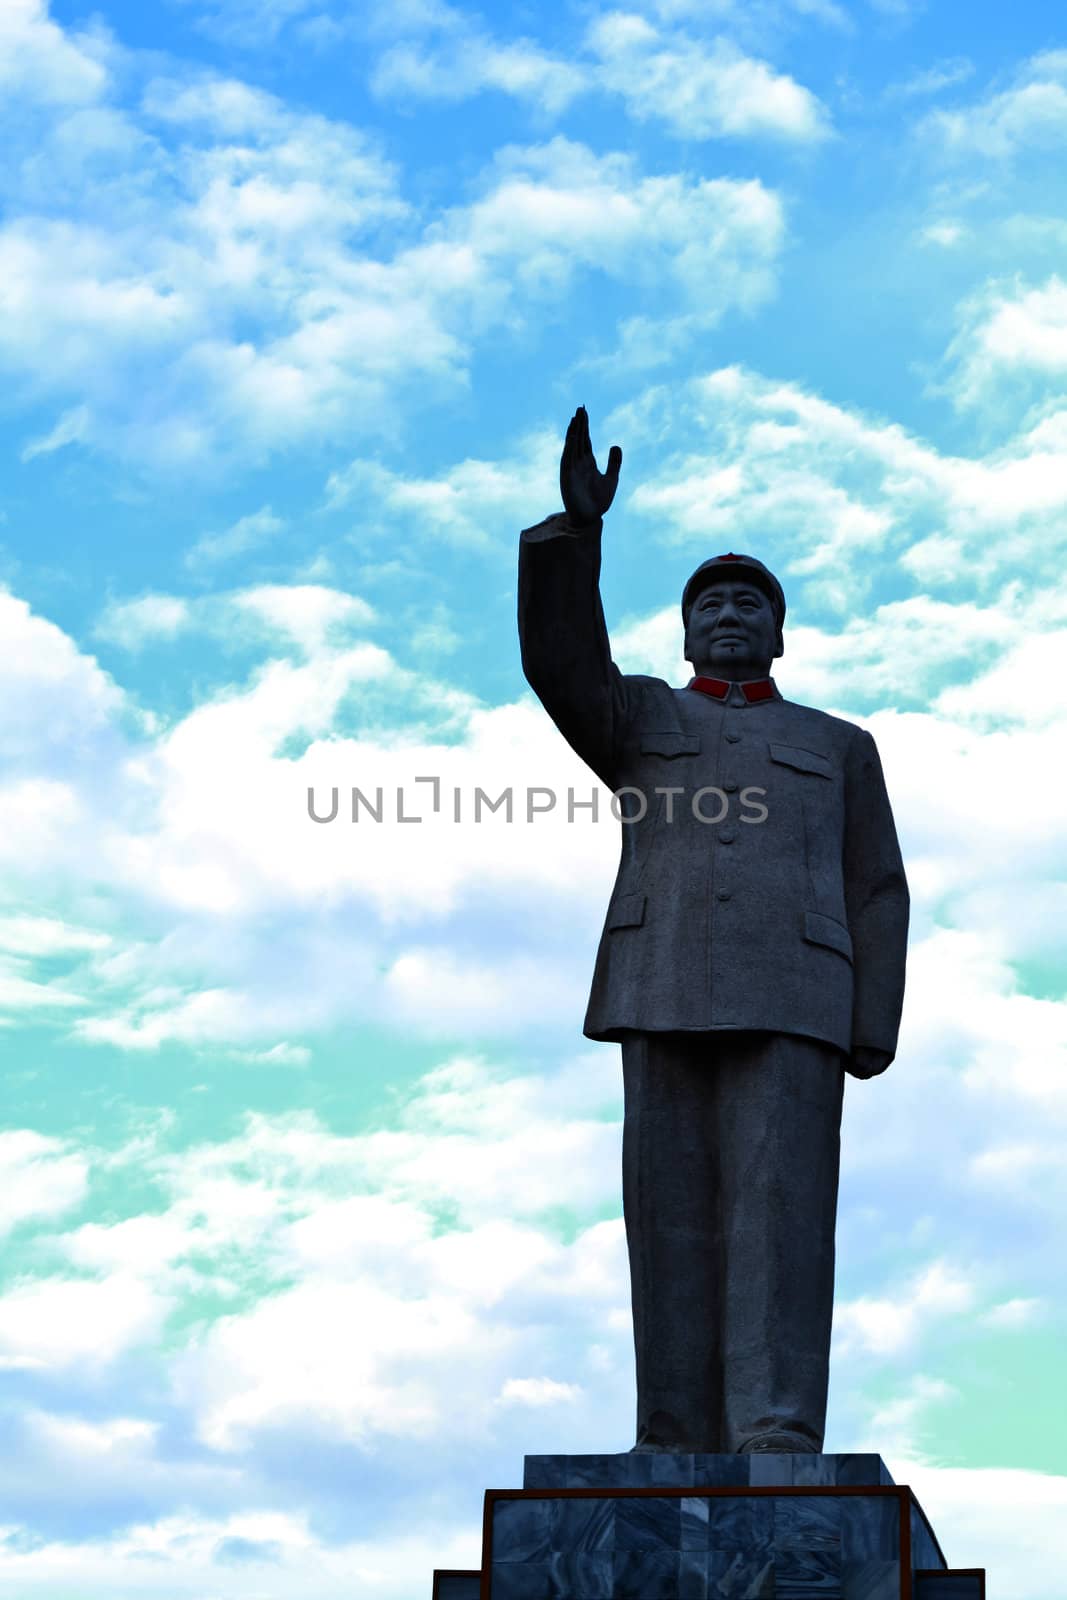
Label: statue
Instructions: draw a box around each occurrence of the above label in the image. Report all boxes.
[518,407,909,1455]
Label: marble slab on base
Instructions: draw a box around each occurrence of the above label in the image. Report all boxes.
[523,1451,896,1490]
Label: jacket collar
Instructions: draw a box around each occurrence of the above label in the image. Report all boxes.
[687,676,780,705]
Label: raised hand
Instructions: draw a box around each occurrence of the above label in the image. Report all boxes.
[560,405,623,527]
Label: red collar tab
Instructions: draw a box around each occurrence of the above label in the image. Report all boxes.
[741,679,775,702]
[688,676,730,699]
[688,676,775,703]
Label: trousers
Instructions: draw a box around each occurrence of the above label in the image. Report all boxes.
[620,1029,845,1453]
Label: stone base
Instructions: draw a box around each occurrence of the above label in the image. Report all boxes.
[431,1453,986,1598]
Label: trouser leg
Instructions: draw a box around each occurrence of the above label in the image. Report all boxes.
[621,1030,725,1449]
[714,1032,844,1453]
[621,1030,844,1453]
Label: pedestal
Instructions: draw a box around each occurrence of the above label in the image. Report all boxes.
[431,1453,986,1598]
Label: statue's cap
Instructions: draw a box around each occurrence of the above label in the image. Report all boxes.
[681,552,786,627]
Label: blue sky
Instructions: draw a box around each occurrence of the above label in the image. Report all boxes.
[2,0,1067,1593]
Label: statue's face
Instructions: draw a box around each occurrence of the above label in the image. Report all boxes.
[684,580,782,677]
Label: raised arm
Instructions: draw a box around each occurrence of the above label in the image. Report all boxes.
[518,408,629,789]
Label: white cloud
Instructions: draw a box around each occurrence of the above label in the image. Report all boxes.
[0,608,529,1043]
[923,50,1067,160]
[0,779,84,881]
[372,33,585,116]
[885,57,973,99]
[943,275,1067,414]
[321,1053,624,1224]
[612,605,690,681]
[230,584,377,654]
[0,15,785,474]
[902,1466,1067,1595]
[920,221,965,248]
[648,0,850,24]
[981,1296,1043,1329]
[20,402,92,460]
[382,947,591,1034]
[935,628,1067,724]
[95,594,192,649]
[26,654,622,1045]
[0,0,108,107]
[186,506,285,567]
[176,1276,500,1447]
[0,62,415,469]
[588,12,830,142]
[0,1032,1058,1592]
[324,426,561,548]
[862,1374,958,1459]
[94,581,380,660]
[497,1376,581,1406]
[613,365,1067,604]
[185,0,344,47]
[0,1274,167,1371]
[369,3,831,143]
[0,590,125,768]
[0,1132,89,1239]
[834,1260,976,1357]
[18,1055,612,1451]
[0,959,85,1017]
[229,1041,312,1067]
[27,1411,158,1458]
[450,138,785,315]
[0,1511,482,1599]
[0,914,110,957]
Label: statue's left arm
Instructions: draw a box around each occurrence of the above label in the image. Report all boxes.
[842,727,910,1075]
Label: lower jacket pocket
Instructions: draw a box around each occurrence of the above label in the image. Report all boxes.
[607,893,647,930]
[803,910,853,962]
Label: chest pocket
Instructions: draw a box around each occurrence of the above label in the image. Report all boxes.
[768,742,831,778]
[640,732,700,758]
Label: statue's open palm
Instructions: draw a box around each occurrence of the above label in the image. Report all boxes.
[560,406,623,526]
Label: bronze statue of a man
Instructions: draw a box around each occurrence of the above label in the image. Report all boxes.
[518,407,909,1455]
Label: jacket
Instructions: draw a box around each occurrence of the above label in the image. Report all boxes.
[518,512,909,1063]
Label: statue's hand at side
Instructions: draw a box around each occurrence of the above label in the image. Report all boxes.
[560,405,623,528]
[850,1045,893,1078]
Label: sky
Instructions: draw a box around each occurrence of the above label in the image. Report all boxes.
[1,0,1066,1594]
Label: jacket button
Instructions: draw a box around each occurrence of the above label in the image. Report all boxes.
[716,889,732,901]
[719,830,736,845]
[723,781,738,793]
[725,732,741,743]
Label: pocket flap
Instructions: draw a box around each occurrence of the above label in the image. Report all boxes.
[769,742,832,777]
[803,910,853,962]
[607,893,647,930]
[640,731,700,758]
